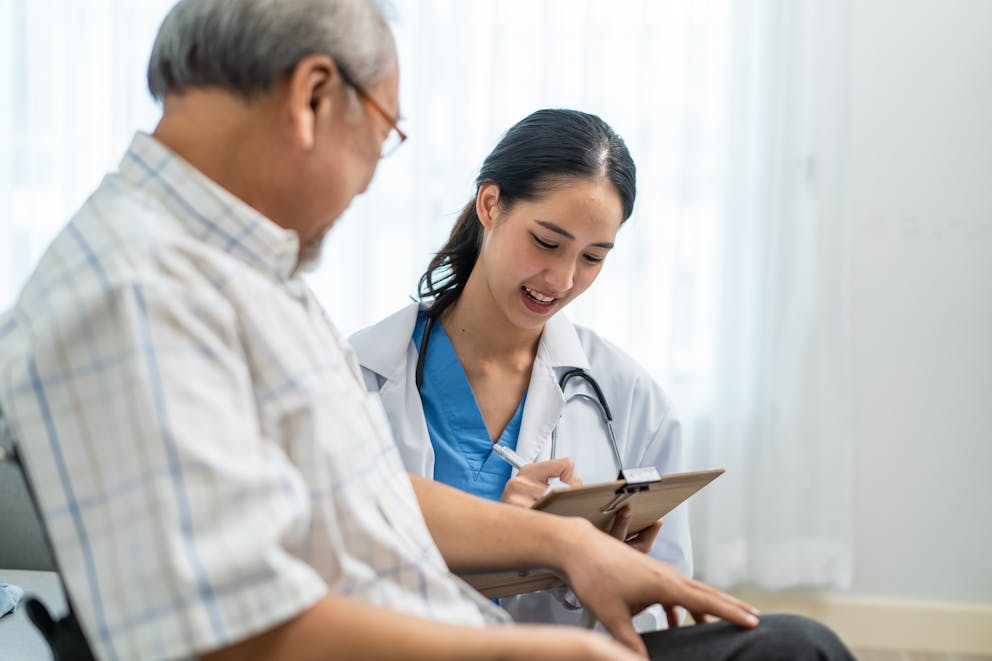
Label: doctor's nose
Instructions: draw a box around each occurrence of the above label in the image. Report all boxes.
[545,261,575,294]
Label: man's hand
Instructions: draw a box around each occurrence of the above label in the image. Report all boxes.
[500,457,582,507]
[560,518,760,657]
[495,626,644,661]
[411,476,758,657]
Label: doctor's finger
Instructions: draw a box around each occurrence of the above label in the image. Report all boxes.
[607,506,632,541]
[554,456,583,487]
[518,457,577,483]
[500,476,550,507]
[626,519,663,554]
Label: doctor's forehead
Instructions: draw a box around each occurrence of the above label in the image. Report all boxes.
[524,180,623,231]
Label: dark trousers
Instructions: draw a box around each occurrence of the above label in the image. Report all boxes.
[640,613,856,660]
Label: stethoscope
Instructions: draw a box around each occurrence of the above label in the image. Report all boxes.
[415,314,625,473]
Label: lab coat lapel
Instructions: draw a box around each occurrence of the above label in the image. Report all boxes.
[377,361,435,477]
[349,302,424,382]
[350,302,435,476]
[514,314,591,464]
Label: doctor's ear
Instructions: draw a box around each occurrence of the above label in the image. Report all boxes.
[476,183,502,229]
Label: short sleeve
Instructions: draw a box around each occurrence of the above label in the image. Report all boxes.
[6,282,326,660]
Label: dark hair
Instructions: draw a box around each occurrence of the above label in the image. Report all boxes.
[417,108,636,318]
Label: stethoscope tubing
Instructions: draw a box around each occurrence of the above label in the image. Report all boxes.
[552,369,624,472]
[416,314,624,473]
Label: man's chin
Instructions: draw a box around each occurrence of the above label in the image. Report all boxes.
[297,227,331,272]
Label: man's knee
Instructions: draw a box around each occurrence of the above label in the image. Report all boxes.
[747,613,854,660]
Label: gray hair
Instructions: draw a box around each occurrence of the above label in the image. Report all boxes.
[147,0,395,101]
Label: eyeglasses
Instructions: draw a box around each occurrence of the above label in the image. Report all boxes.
[338,65,407,158]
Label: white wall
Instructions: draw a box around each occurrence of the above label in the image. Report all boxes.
[848,0,992,603]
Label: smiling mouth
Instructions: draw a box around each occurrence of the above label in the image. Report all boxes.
[523,286,556,305]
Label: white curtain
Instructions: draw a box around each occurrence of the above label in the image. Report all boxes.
[1,0,853,591]
[0,0,174,307]
[686,0,855,589]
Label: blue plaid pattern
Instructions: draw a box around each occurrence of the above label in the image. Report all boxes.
[0,133,506,661]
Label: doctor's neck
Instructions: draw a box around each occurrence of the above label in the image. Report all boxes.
[440,276,542,368]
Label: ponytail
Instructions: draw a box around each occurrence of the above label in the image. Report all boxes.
[417,199,484,319]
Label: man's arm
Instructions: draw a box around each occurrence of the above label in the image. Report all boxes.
[410,475,760,656]
[201,591,638,661]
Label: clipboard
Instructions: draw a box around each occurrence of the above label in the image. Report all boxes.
[456,468,724,599]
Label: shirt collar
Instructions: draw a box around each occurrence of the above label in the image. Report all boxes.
[536,313,590,370]
[118,132,301,280]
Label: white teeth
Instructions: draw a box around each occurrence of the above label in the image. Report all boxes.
[524,287,555,303]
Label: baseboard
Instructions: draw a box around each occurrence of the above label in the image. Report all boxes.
[730,589,992,655]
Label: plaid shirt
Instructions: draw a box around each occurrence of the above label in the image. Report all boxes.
[0,133,506,661]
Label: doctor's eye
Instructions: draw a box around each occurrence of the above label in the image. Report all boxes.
[583,253,605,264]
[531,234,558,250]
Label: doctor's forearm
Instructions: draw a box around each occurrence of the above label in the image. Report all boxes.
[409,474,589,572]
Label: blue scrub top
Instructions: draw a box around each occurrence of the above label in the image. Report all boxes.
[413,313,526,501]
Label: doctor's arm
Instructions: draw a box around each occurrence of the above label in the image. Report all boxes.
[410,475,760,655]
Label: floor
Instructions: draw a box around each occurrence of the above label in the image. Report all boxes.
[852,649,992,661]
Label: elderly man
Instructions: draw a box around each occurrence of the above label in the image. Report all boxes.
[0,1,853,659]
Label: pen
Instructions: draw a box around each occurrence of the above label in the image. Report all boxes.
[491,443,528,469]
[491,444,569,492]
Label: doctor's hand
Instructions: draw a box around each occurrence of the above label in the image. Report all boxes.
[607,506,664,554]
[558,517,760,657]
[500,457,582,508]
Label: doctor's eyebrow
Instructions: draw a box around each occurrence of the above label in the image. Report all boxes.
[534,220,615,249]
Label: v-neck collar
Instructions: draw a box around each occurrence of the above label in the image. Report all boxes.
[416,315,527,442]
[414,314,527,497]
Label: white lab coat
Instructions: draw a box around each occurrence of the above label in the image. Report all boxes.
[349,302,691,631]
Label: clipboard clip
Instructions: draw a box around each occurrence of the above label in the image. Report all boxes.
[600,467,663,514]
[600,491,635,513]
[617,466,662,485]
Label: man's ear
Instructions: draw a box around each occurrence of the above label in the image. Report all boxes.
[285,54,340,150]
[476,183,502,229]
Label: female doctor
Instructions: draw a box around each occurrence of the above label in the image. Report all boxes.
[350,109,690,631]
